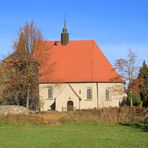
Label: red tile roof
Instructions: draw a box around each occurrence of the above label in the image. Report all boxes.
[33,40,123,83]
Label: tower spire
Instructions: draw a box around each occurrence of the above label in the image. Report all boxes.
[62,19,67,33]
[64,19,66,28]
[61,19,69,45]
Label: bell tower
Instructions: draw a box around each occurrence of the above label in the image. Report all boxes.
[61,20,69,45]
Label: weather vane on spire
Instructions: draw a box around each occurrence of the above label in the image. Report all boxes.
[64,14,66,28]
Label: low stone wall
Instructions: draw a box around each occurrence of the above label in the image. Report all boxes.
[0,105,29,115]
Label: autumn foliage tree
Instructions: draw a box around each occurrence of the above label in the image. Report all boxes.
[0,62,4,102]
[128,77,142,106]
[2,22,42,109]
[128,61,148,107]
[0,62,4,86]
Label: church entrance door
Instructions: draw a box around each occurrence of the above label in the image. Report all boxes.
[67,101,74,111]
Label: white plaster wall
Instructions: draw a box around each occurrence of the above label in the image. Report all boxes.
[39,82,124,111]
[55,84,80,112]
[97,83,124,108]
[39,83,58,111]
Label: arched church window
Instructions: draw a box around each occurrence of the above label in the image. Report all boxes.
[87,88,92,100]
[48,87,53,99]
[106,89,112,100]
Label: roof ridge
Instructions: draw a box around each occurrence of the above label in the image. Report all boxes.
[44,40,95,42]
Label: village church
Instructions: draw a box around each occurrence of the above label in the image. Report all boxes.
[33,21,125,111]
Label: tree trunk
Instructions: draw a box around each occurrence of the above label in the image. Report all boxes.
[130,96,133,107]
[14,94,19,105]
[26,88,30,110]
[140,101,143,107]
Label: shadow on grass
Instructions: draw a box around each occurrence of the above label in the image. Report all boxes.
[119,123,148,132]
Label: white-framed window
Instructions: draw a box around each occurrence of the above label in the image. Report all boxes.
[48,87,53,99]
[106,89,111,101]
[87,88,92,100]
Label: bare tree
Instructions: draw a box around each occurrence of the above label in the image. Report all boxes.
[14,21,42,54]
[114,49,138,88]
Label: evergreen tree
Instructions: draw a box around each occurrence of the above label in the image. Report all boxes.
[138,61,148,107]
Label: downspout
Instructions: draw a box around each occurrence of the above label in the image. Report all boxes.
[78,97,81,110]
[96,82,99,109]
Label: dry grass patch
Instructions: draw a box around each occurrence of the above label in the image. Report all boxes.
[62,107,148,126]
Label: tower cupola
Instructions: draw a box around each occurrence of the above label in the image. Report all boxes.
[61,20,69,45]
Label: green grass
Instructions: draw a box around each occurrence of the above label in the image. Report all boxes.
[0,122,147,148]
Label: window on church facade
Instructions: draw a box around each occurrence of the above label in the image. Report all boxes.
[48,87,53,99]
[106,89,111,100]
[87,88,92,100]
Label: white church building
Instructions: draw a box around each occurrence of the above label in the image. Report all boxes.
[33,22,124,111]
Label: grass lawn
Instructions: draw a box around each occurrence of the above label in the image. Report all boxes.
[0,122,147,148]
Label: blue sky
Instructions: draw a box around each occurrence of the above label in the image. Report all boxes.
[0,0,148,66]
